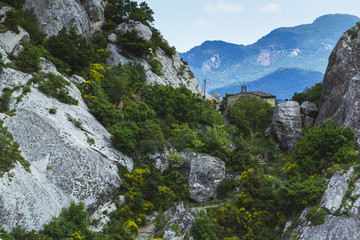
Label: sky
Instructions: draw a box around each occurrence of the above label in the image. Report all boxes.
[134,0,360,52]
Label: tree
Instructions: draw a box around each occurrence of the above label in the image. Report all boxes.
[292,82,323,106]
[16,43,42,73]
[228,97,273,136]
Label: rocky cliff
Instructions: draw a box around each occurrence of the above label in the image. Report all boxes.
[0,0,206,232]
[316,22,360,143]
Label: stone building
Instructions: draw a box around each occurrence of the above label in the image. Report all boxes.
[227,86,276,106]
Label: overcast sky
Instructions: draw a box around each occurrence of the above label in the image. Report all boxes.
[135,0,360,52]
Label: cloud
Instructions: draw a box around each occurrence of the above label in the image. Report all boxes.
[259,3,282,13]
[195,19,209,27]
[205,1,245,13]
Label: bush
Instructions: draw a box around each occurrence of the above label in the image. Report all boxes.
[16,43,42,73]
[38,73,79,105]
[0,52,5,72]
[45,27,98,75]
[228,97,273,136]
[292,82,323,106]
[306,207,327,225]
[117,29,153,57]
[191,216,222,240]
[20,8,46,45]
[4,9,21,34]
[294,118,357,174]
[1,0,25,10]
[0,88,12,113]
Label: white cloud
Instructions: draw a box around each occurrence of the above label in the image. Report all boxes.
[196,19,209,27]
[259,3,282,14]
[205,1,245,13]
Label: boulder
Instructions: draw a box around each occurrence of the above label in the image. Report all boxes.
[162,201,194,240]
[179,150,225,202]
[0,63,133,231]
[316,23,360,142]
[0,27,29,54]
[272,101,302,151]
[300,101,318,117]
[115,20,153,41]
[23,0,104,37]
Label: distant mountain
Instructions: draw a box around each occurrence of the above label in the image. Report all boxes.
[180,14,360,93]
[210,68,324,100]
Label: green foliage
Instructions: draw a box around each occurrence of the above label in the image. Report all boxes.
[1,0,25,10]
[38,73,79,105]
[0,120,30,175]
[0,52,5,72]
[49,107,57,114]
[4,9,20,34]
[20,8,46,45]
[170,123,204,150]
[0,87,12,113]
[306,207,326,225]
[45,27,98,75]
[202,125,231,161]
[117,29,153,57]
[16,43,42,73]
[192,215,222,240]
[294,118,358,174]
[42,201,94,239]
[151,29,176,57]
[148,55,163,76]
[228,97,274,136]
[216,178,237,198]
[276,176,326,214]
[292,82,323,106]
[104,0,154,26]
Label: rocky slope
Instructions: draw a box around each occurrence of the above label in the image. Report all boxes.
[0,0,206,232]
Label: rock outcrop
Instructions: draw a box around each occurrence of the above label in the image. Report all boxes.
[0,61,132,231]
[179,150,225,202]
[0,26,29,55]
[316,23,360,142]
[300,101,318,127]
[107,21,207,97]
[162,201,195,240]
[291,167,360,240]
[272,101,302,151]
[23,0,105,37]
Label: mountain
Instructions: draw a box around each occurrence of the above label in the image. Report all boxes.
[180,14,360,93]
[211,68,324,100]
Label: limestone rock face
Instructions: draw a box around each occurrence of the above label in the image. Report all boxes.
[179,150,225,202]
[300,101,318,127]
[107,21,207,97]
[0,63,133,231]
[316,23,360,142]
[23,0,105,37]
[0,26,29,55]
[163,201,194,240]
[272,101,302,151]
[115,20,153,41]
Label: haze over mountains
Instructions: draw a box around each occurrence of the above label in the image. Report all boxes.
[180,14,360,100]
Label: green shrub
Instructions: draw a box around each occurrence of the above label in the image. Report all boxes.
[0,87,12,113]
[294,118,357,174]
[45,27,98,75]
[117,29,153,57]
[38,73,78,105]
[16,43,42,73]
[4,9,20,34]
[41,201,94,239]
[104,0,154,26]
[306,207,327,225]
[292,82,323,106]
[49,107,57,114]
[20,8,46,45]
[151,29,176,57]
[0,120,30,175]
[1,0,25,10]
[228,97,273,136]
[148,55,163,76]
[0,52,5,72]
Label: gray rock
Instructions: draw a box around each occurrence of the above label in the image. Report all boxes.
[0,6,12,23]
[272,101,302,151]
[0,27,29,54]
[0,66,133,231]
[300,101,318,117]
[179,150,225,202]
[163,201,194,240]
[211,92,223,103]
[107,33,117,44]
[115,21,153,41]
[23,0,98,37]
[321,167,353,214]
[293,215,360,240]
[11,44,24,59]
[82,0,105,29]
[316,24,360,143]
[303,115,315,127]
[70,74,86,85]
[0,47,11,64]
